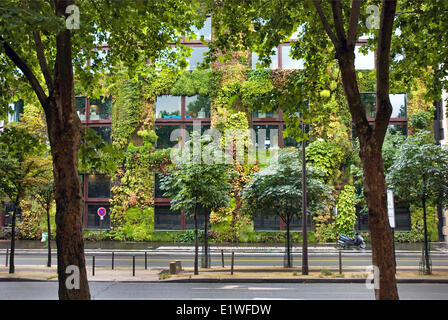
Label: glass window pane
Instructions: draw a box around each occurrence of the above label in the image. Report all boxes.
[281,45,304,70]
[361,93,376,118]
[89,96,112,121]
[91,126,112,144]
[154,173,169,198]
[355,46,375,70]
[185,212,206,230]
[390,94,407,118]
[185,95,211,119]
[187,46,209,70]
[154,206,181,230]
[190,16,212,41]
[253,124,279,149]
[290,215,311,231]
[252,49,278,69]
[155,124,181,149]
[155,95,182,119]
[87,174,111,198]
[87,204,110,229]
[185,124,211,140]
[253,214,280,231]
[76,97,87,121]
[388,124,407,136]
[252,109,279,119]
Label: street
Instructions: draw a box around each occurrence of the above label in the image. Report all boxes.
[4,251,448,273]
[0,282,447,300]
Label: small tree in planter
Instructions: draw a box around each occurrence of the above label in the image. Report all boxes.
[387,131,448,274]
[160,133,233,274]
[0,123,49,273]
[241,148,333,268]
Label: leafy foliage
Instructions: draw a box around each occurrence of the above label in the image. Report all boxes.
[335,185,357,237]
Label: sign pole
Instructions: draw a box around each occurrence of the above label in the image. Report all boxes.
[100,216,103,250]
[387,190,396,274]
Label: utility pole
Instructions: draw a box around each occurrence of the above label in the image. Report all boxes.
[301,120,308,275]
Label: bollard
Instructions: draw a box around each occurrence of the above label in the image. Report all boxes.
[112,251,114,270]
[175,260,182,273]
[132,255,135,277]
[5,248,9,267]
[93,256,95,276]
[230,251,235,275]
[221,249,225,268]
[169,262,177,274]
[145,251,147,270]
[338,251,342,274]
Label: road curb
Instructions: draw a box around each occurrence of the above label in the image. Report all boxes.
[160,277,448,284]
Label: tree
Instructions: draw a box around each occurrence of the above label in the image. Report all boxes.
[0,0,204,299]
[387,131,448,274]
[0,123,48,273]
[209,0,400,299]
[241,148,332,268]
[160,133,234,274]
[34,178,55,268]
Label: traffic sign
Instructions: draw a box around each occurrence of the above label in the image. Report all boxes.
[387,189,395,229]
[97,207,107,218]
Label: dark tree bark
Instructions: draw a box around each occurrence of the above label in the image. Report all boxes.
[194,201,199,275]
[313,0,399,299]
[1,0,90,299]
[203,212,209,268]
[9,196,19,274]
[285,215,291,268]
[46,204,52,268]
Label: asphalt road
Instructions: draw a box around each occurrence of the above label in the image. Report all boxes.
[0,282,447,300]
[4,252,448,272]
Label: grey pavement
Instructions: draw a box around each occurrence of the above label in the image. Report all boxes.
[0,281,447,300]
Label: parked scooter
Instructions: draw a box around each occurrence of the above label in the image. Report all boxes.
[337,233,366,249]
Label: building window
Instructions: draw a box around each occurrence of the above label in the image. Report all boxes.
[361,93,407,119]
[8,100,24,123]
[187,46,209,70]
[189,16,212,41]
[76,97,87,121]
[155,95,182,119]
[253,124,279,149]
[89,96,112,121]
[154,173,169,199]
[185,212,206,230]
[87,174,111,199]
[252,49,278,70]
[355,45,375,70]
[87,204,110,229]
[90,126,112,144]
[253,109,279,119]
[155,124,182,149]
[280,44,304,70]
[154,206,181,230]
[185,95,211,119]
[253,214,281,231]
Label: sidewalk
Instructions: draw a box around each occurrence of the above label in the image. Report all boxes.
[1,264,448,284]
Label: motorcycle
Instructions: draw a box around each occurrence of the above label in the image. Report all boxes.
[337,233,366,249]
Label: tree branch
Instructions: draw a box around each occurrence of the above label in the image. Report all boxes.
[330,0,346,42]
[0,36,48,108]
[374,0,398,145]
[33,30,53,93]
[347,0,362,46]
[312,0,339,47]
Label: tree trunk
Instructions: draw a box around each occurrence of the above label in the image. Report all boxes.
[286,216,291,268]
[9,198,19,274]
[301,122,308,275]
[422,197,431,274]
[203,212,209,268]
[47,205,51,268]
[194,203,199,275]
[42,0,90,300]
